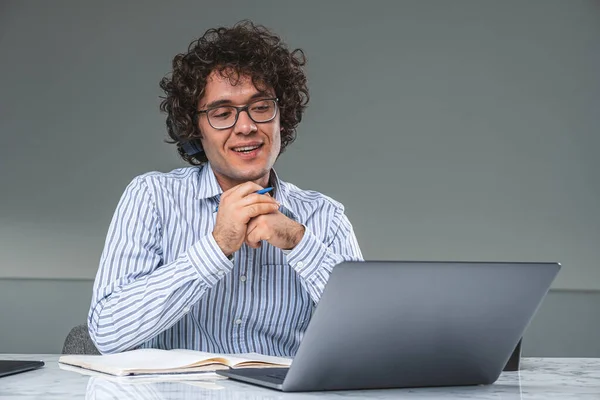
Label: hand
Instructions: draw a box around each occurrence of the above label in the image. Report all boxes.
[245,211,305,250]
[212,182,280,257]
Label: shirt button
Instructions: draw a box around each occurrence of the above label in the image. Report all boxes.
[240,275,247,282]
[296,261,304,268]
[217,270,225,277]
[235,319,242,325]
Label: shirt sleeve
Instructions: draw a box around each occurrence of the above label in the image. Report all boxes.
[87,176,232,354]
[285,204,363,303]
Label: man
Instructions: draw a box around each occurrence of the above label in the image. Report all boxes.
[88,21,363,356]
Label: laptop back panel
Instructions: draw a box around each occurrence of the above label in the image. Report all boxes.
[280,261,559,391]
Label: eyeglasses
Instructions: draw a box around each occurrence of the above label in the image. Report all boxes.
[196,98,279,130]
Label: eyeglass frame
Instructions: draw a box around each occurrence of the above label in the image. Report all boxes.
[194,97,279,130]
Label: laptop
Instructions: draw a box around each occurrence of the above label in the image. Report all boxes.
[0,360,45,378]
[217,260,560,392]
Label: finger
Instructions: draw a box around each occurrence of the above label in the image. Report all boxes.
[246,218,257,235]
[245,218,260,241]
[246,239,262,249]
[238,193,280,208]
[229,181,265,198]
[243,203,280,222]
[221,182,269,205]
[245,224,264,248]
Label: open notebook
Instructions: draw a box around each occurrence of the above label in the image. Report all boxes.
[58,348,292,377]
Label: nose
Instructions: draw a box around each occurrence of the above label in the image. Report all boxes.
[234,110,257,135]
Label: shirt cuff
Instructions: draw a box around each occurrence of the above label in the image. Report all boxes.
[285,227,329,280]
[187,233,234,286]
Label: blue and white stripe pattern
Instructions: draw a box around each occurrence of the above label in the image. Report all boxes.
[88,163,363,355]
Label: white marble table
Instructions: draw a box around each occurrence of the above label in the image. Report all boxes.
[0,354,599,399]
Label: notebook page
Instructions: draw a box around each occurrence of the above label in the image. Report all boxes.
[59,348,223,375]
[170,350,292,367]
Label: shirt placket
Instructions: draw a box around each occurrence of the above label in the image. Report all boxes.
[232,245,252,351]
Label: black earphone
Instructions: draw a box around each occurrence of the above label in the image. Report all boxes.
[167,117,204,158]
[181,140,204,158]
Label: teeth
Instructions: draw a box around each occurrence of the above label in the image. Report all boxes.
[234,145,260,152]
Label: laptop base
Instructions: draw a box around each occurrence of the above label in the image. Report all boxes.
[0,360,45,378]
[218,367,288,390]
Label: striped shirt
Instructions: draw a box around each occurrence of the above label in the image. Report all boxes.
[88,163,363,355]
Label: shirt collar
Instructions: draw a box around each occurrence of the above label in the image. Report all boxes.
[269,169,299,221]
[193,163,299,221]
[194,162,223,200]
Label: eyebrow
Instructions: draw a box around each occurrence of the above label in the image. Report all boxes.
[200,91,273,110]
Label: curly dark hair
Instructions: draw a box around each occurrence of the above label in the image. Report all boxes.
[159,20,309,165]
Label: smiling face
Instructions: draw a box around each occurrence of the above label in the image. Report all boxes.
[197,70,281,191]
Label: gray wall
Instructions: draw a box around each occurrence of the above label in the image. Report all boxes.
[0,1,599,354]
[0,279,598,357]
[1,0,599,289]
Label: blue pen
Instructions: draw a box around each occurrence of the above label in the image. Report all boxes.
[214,187,274,212]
